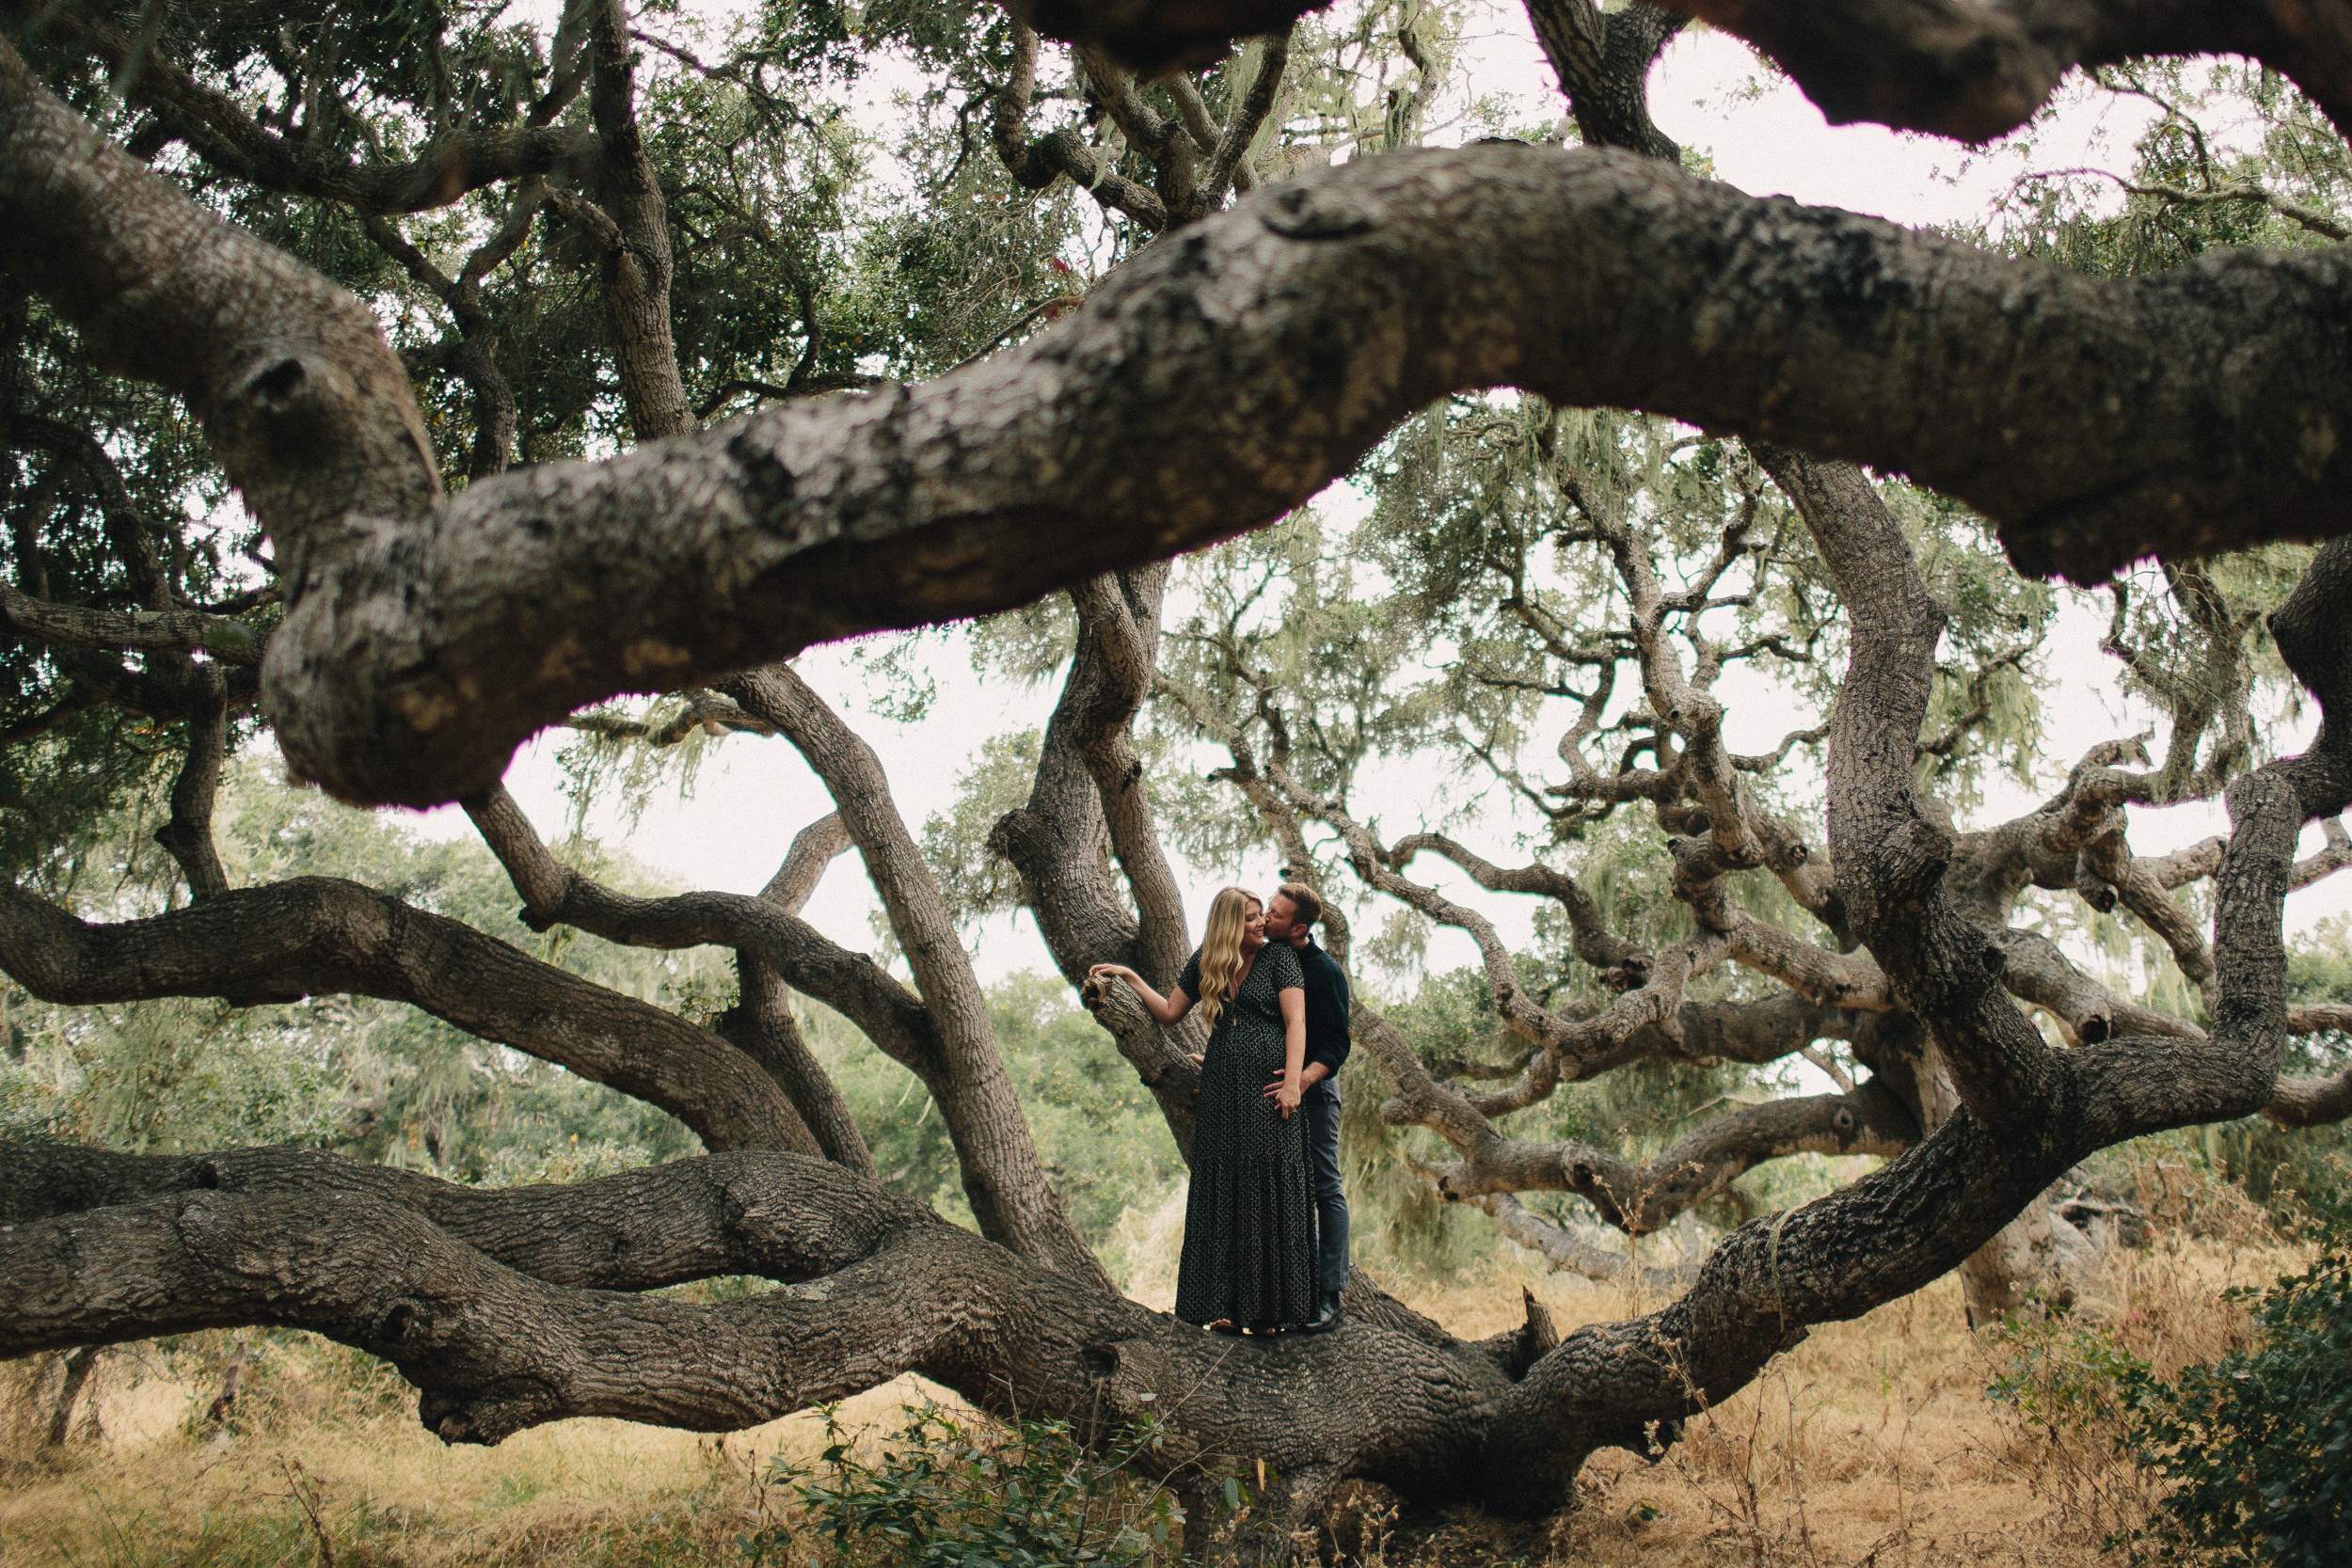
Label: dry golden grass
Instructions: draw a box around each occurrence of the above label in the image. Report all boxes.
[0,1207,2309,1568]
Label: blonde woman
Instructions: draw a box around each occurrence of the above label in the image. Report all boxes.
[1090,887,1318,1333]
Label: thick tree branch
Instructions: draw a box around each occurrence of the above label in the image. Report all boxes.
[990,23,1171,230]
[1017,0,2352,147]
[1388,832,1647,979]
[1764,446,2058,1132]
[996,571,1210,1152]
[2266,1063,2352,1127]
[580,0,692,441]
[196,140,2352,806]
[723,664,1109,1283]
[0,582,264,665]
[0,35,442,578]
[461,784,923,1159]
[1426,1081,1918,1235]
[721,812,874,1173]
[0,1140,1521,1513]
[1201,28,1288,203]
[152,662,230,901]
[1466,1189,1694,1289]
[1523,0,1686,161]
[7,63,2348,812]
[1643,0,2352,143]
[364,179,549,483]
[1067,569,1191,982]
[0,878,814,1154]
[1476,1103,2081,1508]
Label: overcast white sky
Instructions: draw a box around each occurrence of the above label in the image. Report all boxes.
[401,11,2350,1002]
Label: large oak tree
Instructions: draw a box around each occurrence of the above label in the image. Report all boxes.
[6,0,2352,1555]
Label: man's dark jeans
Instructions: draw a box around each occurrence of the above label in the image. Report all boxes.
[1303,1079,1349,1298]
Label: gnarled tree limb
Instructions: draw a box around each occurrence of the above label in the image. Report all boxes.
[0,877,814,1154]
[723,664,1109,1283]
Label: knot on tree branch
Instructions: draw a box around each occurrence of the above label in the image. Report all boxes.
[419,1379,564,1446]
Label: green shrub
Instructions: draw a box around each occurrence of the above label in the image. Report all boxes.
[744,1403,1183,1568]
[1988,1232,2352,1567]
[2125,1239,2352,1566]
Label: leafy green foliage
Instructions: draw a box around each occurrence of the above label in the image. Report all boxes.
[2123,1238,2352,1566]
[748,1403,1182,1568]
[1989,1217,2352,1567]
[918,728,1042,927]
[1986,62,2352,282]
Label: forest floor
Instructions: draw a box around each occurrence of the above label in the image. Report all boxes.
[0,1197,2303,1568]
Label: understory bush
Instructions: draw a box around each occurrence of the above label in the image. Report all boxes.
[2124,1233,2352,1566]
[1989,1217,2352,1566]
[744,1403,1185,1568]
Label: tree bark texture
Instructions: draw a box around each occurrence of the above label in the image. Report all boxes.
[5,34,2350,803]
[244,137,2352,805]
[0,878,815,1155]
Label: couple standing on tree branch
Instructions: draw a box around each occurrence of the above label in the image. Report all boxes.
[1090,883,1352,1337]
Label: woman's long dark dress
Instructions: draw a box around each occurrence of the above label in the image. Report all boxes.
[1172,942,1320,1327]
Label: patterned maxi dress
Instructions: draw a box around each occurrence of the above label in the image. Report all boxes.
[1172,942,1321,1327]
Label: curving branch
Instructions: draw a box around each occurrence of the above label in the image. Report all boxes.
[2060,169,2352,243]
[1465,1189,1694,1290]
[0,582,265,665]
[1016,0,2352,149]
[1388,832,1647,979]
[461,784,914,1162]
[1992,927,2198,1046]
[1767,447,2061,1130]
[1425,1081,1919,1236]
[151,662,230,901]
[721,812,874,1173]
[9,48,2352,803]
[0,1138,1524,1528]
[1766,453,2352,1157]
[7,2,595,215]
[2266,1060,2352,1127]
[1066,569,1192,982]
[1201,28,1288,204]
[240,130,2352,805]
[364,177,550,483]
[0,409,164,605]
[990,23,1173,230]
[0,877,814,1155]
[0,36,441,576]
[1642,0,2352,143]
[463,791,870,1170]
[994,571,1210,1151]
[1474,1100,2088,1507]
[723,664,1109,1283]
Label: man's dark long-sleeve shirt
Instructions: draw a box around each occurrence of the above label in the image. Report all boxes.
[1295,936,1351,1080]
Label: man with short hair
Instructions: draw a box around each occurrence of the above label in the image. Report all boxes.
[1261,881,1350,1334]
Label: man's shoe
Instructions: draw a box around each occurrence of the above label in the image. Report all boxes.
[1295,1294,1344,1335]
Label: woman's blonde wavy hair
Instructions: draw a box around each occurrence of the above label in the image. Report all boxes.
[1195,886,1261,1032]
